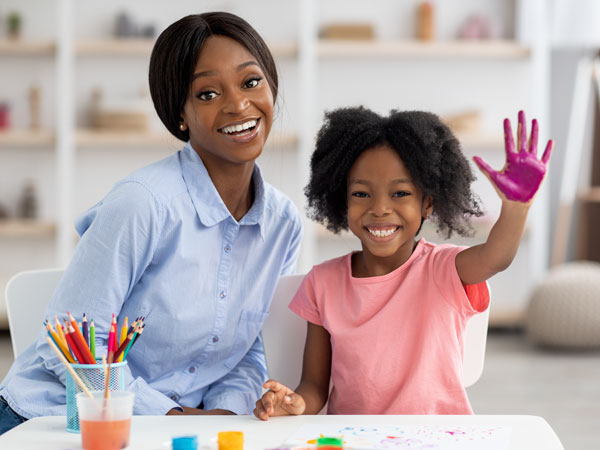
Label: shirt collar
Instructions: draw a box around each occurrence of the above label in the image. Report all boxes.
[180,142,267,237]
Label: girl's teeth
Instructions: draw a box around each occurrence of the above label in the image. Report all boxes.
[368,228,397,237]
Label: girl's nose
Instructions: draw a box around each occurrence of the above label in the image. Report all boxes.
[222,90,250,114]
[370,196,392,216]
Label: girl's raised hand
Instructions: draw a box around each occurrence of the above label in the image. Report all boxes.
[253,379,305,421]
[473,110,553,203]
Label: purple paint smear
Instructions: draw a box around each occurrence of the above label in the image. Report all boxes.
[473,110,553,203]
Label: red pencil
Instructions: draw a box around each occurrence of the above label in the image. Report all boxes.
[63,320,86,364]
[112,324,141,362]
[67,313,95,364]
[107,323,116,360]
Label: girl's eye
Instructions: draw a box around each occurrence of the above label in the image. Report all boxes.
[244,77,262,88]
[197,91,218,101]
[393,191,409,197]
[351,192,369,198]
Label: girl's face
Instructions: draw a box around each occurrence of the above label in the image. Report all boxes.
[347,144,433,273]
[181,35,274,170]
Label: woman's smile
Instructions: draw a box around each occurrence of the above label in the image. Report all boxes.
[218,117,261,143]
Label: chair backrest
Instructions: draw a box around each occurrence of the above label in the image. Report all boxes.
[262,274,490,391]
[4,268,65,358]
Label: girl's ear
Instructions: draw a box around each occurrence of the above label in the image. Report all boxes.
[423,195,434,218]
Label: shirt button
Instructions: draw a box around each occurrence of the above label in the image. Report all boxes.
[212,336,219,343]
[219,290,227,299]
[188,366,196,374]
[224,244,231,253]
[170,394,178,401]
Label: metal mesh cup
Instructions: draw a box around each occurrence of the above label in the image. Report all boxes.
[65,360,127,433]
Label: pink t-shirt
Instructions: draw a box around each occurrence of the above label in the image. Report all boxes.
[289,239,489,415]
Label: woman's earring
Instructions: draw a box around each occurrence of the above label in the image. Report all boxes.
[179,123,186,131]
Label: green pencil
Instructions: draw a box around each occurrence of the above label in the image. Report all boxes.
[89,319,96,361]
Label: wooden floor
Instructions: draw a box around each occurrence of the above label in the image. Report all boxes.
[0,330,598,449]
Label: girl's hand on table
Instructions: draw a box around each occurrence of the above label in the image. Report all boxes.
[254,379,305,421]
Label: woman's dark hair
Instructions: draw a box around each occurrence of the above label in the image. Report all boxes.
[305,106,483,238]
[149,12,278,142]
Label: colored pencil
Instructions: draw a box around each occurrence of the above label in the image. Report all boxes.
[122,323,145,360]
[54,316,68,348]
[64,320,86,364]
[45,321,75,363]
[117,317,128,362]
[113,324,139,362]
[46,337,95,400]
[107,323,116,360]
[82,313,89,348]
[89,319,96,361]
[67,312,95,364]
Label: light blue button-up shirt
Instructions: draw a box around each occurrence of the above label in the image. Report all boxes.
[0,142,303,417]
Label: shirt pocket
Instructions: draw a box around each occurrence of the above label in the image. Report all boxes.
[224,308,269,369]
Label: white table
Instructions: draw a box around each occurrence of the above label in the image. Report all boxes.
[0,414,564,450]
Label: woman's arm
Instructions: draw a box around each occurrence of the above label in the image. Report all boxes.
[254,321,331,420]
[456,111,553,285]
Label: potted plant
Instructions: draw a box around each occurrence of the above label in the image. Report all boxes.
[7,11,23,39]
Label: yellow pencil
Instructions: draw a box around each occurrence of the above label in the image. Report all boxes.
[54,315,68,348]
[46,321,75,364]
[117,317,128,362]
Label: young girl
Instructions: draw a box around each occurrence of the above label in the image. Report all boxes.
[254,108,552,418]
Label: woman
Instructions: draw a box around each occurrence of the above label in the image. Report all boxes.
[0,12,302,432]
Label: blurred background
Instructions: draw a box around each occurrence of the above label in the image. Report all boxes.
[0,0,599,448]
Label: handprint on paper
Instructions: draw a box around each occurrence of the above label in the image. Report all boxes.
[473,110,553,203]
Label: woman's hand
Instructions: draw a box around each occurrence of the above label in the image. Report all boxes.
[473,110,553,204]
[253,379,306,421]
[166,407,235,415]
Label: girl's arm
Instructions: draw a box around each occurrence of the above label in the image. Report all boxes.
[456,111,553,285]
[254,322,331,420]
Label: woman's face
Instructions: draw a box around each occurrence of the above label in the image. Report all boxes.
[181,35,274,169]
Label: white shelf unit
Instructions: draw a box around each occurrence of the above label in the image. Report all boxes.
[0,0,551,327]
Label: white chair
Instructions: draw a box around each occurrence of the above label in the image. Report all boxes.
[262,274,490,394]
[4,268,65,358]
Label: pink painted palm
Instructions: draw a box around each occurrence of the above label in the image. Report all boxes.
[473,110,553,203]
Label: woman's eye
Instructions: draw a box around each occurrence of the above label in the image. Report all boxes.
[352,192,369,198]
[244,77,262,88]
[393,191,409,197]
[198,91,218,101]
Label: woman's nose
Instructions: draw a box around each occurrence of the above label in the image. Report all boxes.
[222,89,249,114]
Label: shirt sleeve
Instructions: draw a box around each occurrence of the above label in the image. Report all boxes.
[36,181,180,415]
[430,244,490,316]
[202,332,267,415]
[279,213,304,276]
[288,269,322,326]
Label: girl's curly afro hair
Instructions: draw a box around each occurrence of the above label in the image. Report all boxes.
[304,106,483,238]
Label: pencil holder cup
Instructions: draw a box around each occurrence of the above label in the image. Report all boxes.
[65,360,127,433]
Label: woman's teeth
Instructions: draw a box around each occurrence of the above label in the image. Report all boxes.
[221,119,257,134]
[368,227,398,237]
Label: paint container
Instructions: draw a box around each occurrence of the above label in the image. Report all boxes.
[317,437,344,448]
[217,431,243,450]
[172,435,198,450]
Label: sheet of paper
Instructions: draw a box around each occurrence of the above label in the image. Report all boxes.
[283,423,511,450]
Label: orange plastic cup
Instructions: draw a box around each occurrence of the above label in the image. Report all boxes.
[76,391,134,450]
[218,431,244,450]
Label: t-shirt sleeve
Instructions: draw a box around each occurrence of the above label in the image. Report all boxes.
[431,244,490,316]
[288,269,323,326]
